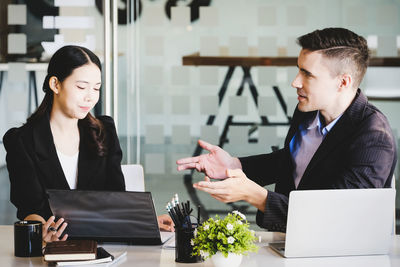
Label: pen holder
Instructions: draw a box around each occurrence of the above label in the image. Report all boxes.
[175,225,203,263]
[14,221,42,257]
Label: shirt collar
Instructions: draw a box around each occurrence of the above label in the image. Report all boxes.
[306,111,342,136]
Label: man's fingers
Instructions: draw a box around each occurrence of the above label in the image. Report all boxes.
[194,183,227,195]
[177,162,206,173]
[211,194,227,202]
[176,156,200,165]
[196,179,229,189]
[177,163,197,171]
[204,176,211,182]
[226,169,244,178]
[198,139,216,152]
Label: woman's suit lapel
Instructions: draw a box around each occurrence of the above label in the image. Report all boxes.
[32,115,102,190]
[32,114,70,189]
[76,124,102,189]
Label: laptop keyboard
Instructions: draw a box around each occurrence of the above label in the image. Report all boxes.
[269,242,285,254]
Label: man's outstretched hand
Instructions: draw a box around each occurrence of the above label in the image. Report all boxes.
[176,140,242,179]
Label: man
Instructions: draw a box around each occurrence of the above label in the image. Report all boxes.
[176,28,397,232]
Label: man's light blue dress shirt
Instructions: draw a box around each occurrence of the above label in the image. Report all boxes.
[289,111,342,188]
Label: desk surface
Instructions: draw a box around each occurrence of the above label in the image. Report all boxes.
[1,226,400,266]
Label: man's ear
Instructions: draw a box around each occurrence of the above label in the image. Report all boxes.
[338,73,352,92]
[48,76,60,95]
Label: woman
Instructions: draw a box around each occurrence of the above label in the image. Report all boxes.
[3,45,173,243]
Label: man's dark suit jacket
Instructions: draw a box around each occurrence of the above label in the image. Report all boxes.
[240,89,397,232]
[3,114,125,221]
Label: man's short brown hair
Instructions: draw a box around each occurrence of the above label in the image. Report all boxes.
[297,28,369,89]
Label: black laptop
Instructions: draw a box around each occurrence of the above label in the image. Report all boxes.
[47,189,171,245]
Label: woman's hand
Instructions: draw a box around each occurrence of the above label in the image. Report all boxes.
[157,214,174,232]
[43,216,68,243]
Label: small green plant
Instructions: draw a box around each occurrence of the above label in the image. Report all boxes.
[191,211,258,259]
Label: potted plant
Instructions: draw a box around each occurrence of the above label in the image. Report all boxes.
[191,211,258,267]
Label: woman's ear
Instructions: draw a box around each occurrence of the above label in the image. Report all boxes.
[48,76,60,95]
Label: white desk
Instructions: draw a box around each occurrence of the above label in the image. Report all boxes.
[1,225,399,266]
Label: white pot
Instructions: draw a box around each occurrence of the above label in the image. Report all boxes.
[211,252,243,267]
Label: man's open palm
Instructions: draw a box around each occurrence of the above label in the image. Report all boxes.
[176,140,241,179]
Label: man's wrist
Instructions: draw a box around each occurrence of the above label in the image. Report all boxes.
[231,157,242,170]
[244,180,268,212]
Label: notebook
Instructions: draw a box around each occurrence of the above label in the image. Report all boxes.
[56,247,114,266]
[43,240,97,261]
[269,188,396,258]
[47,190,173,245]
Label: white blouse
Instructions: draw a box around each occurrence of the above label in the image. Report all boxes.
[56,150,79,190]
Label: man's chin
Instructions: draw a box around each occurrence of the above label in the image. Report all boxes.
[297,104,307,112]
[297,104,314,113]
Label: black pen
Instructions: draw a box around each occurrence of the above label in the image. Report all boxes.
[173,205,181,222]
[197,205,201,225]
[166,205,177,225]
[167,205,180,227]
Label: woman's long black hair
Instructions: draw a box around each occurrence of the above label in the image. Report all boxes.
[27,45,107,156]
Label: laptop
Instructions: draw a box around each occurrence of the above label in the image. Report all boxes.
[269,188,396,258]
[47,189,173,245]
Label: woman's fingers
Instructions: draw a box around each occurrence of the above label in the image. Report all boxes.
[53,218,65,229]
[158,214,175,232]
[43,232,53,242]
[54,222,68,238]
[43,217,68,243]
[43,216,55,232]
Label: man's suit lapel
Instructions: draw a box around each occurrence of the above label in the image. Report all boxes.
[283,108,315,191]
[284,108,311,147]
[297,115,353,188]
[33,114,70,189]
[297,89,366,189]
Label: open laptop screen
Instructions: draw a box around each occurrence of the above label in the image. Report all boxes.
[47,189,162,245]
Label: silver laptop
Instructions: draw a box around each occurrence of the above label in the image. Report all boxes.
[269,188,396,258]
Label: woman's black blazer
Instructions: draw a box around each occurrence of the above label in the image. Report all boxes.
[3,114,125,220]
